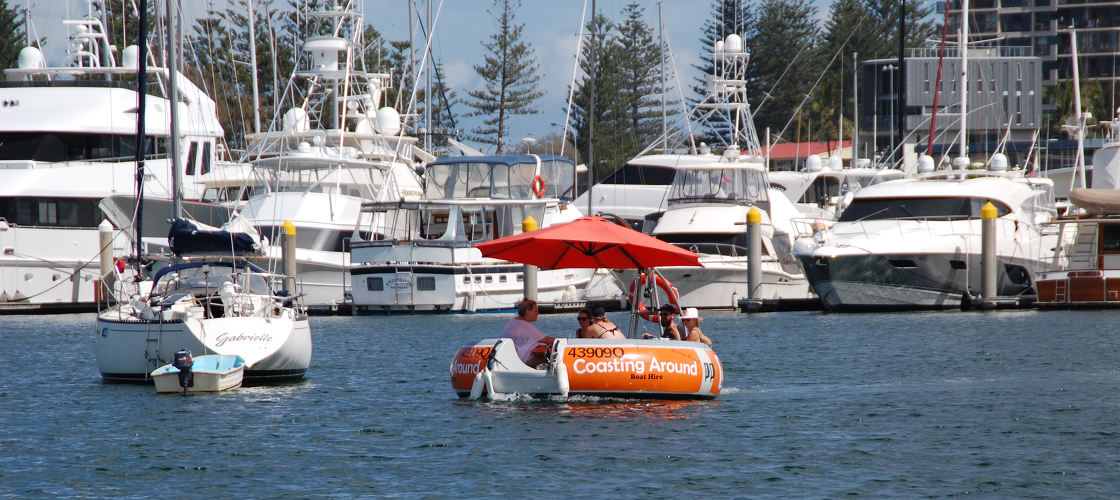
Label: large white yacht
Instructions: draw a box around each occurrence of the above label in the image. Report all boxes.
[630,153,812,309]
[792,162,1060,310]
[615,33,812,309]
[349,154,612,313]
[0,2,230,312]
[227,2,427,312]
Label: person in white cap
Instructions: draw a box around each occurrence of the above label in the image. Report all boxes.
[679,307,712,346]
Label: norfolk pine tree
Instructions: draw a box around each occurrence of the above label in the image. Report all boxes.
[0,0,27,70]
[463,0,544,154]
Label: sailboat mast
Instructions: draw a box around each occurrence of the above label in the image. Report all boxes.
[959,0,969,160]
[166,0,182,219]
[135,0,148,271]
[587,0,597,217]
[1070,29,1087,190]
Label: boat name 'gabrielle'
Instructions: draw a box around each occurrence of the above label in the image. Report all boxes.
[214,332,275,347]
[451,360,484,375]
[572,356,697,376]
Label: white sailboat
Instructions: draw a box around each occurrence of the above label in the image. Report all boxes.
[95,2,311,384]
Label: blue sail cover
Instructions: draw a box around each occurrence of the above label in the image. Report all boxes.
[168,218,262,256]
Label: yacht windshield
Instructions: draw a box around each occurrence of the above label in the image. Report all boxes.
[154,264,274,296]
[667,167,769,205]
[838,197,1012,222]
[423,157,576,200]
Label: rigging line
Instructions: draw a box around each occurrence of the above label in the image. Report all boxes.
[399,0,443,162]
[772,8,871,144]
[561,0,590,158]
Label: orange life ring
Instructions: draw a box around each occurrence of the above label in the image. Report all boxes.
[531,175,546,198]
[628,274,680,323]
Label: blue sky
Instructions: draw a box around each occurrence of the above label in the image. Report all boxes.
[26,1,832,154]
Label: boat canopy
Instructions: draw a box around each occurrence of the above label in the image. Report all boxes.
[150,261,273,297]
[666,164,769,206]
[168,218,263,256]
[423,154,576,201]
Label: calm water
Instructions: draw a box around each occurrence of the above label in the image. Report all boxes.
[2,309,1119,498]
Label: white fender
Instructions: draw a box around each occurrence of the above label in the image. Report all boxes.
[555,360,570,398]
[469,370,486,400]
[484,369,495,400]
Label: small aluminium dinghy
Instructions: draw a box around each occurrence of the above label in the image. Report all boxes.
[152,351,245,394]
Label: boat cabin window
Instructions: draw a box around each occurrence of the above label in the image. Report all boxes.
[0,197,102,228]
[256,226,359,252]
[667,167,769,205]
[799,176,842,205]
[1100,225,1120,253]
[656,232,765,257]
[837,197,1012,222]
[423,158,576,200]
[600,163,677,186]
[0,132,168,162]
[155,265,272,297]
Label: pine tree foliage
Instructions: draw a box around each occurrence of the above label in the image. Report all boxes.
[572,13,627,175]
[616,3,676,156]
[810,0,936,143]
[746,0,821,143]
[569,4,677,176]
[0,0,27,69]
[462,0,544,154]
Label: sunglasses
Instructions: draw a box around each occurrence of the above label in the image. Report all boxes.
[578,316,590,322]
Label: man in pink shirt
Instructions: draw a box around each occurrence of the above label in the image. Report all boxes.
[500,299,556,368]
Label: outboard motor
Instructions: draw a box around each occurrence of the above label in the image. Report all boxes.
[172,349,194,395]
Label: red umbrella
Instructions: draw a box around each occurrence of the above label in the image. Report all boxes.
[474,216,701,270]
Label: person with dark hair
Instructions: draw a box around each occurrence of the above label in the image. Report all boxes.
[575,307,596,338]
[501,298,555,367]
[658,303,683,340]
[591,306,624,339]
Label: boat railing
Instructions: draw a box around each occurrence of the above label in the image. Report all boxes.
[836,218,985,243]
[669,242,749,257]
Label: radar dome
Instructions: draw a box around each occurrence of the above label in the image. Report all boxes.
[952,155,970,170]
[17,47,44,69]
[725,34,742,53]
[282,108,310,133]
[917,154,935,173]
[806,154,823,172]
[827,155,842,171]
[375,107,401,136]
[120,45,139,70]
[988,153,1008,171]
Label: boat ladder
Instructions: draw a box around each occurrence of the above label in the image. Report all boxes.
[144,323,165,377]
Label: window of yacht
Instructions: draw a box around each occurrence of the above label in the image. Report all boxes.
[0,132,167,162]
[667,167,769,205]
[186,142,199,175]
[600,164,677,185]
[656,232,764,257]
[540,159,576,199]
[837,197,1012,222]
[1100,225,1120,253]
[0,197,101,228]
[201,142,212,175]
[367,277,384,291]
